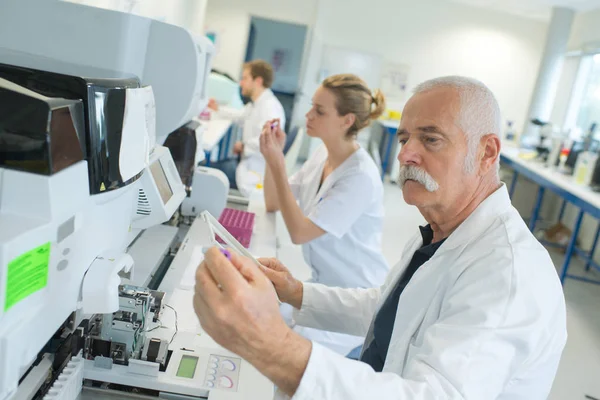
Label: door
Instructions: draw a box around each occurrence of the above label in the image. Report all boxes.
[244,16,308,132]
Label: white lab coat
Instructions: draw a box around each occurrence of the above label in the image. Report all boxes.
[219,89,285,197]
[288,184,567,400]
[286,145,390,355]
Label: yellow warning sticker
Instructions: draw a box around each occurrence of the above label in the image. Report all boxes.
[5,242,51,311]
[100,182,106,192]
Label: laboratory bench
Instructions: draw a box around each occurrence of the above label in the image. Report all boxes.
[501,147,600,285]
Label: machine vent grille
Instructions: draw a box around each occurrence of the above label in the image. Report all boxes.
[137,188,151,216]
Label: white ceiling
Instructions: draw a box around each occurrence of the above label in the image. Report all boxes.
[450,0,600,20]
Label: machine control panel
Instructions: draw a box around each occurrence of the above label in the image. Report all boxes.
[167,348,241,392]
[203,354,241,390]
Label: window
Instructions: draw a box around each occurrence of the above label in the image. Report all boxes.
[574,54,600,138]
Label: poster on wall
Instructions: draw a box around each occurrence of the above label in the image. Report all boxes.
[271,48,289,73]
[380,62,410,107]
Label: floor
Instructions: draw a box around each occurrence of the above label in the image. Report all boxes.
[280,179,600,399]
[548,254,600,400]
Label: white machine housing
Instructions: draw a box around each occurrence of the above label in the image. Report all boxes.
[0,71,155,400]
[0,163,141,400]
[0,0,215,144]
[132,146,186,230]
[0,2,258,399]
[181,167,229,219]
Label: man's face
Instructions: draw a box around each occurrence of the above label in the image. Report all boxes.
[240,68,258,98]
[397,87,478,211]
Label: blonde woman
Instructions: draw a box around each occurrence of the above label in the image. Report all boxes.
[260,74,390,356]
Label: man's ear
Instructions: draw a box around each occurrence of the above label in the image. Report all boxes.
[479,134,501,175]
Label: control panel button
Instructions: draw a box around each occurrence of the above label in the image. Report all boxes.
[221,360,236,371]
[208,368,217,375]
[206,375,216,382]
[206,381,215,388]
[210,362,219,369]
[219,376,234,389]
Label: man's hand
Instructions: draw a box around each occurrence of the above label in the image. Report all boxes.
[258,257,303,309]
[207,98,219,111]
[194,248,311,396]
[233,141,244,155]
[194,248,286,359]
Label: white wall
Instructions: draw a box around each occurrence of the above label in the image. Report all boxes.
[568,8,600,50]
[204,0,318,80]
[293,0,549,159]
[302,0,548,134]
[205,0,550,137]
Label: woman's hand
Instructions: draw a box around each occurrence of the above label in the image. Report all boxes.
[258,257,303,309]
[260,119,286,168]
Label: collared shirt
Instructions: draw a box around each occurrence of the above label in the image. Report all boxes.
[360,225,446,372]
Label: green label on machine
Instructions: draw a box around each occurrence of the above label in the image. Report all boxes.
[5,242,51,311]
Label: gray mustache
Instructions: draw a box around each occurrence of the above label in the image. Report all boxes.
[398,165,440,192]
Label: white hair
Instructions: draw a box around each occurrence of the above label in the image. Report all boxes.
[413,76,501,177]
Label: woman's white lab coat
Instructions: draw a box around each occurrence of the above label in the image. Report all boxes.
[288,185,567,400]
[285,145,389,355]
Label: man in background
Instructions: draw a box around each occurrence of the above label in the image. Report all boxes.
[208,59,285,197]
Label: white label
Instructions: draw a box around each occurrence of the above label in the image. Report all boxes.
[143,86,157,152]
[120,87,155,182]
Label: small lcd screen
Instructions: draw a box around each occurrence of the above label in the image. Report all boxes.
[176,355,198,379]
[150,160,173,205]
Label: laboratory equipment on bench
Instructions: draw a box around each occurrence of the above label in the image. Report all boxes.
[529,118,564,163]
[207,71,244,110]
[0,0,215,146]
[199,211,260,266]
[78,284,246,397]
[574,151,599,186]
[217,208,256,248]
[564,140,585,174]
[504,120,516,142]
[546,138,563,168]
[0,63,151,195]
[563,123,599,176]
[0,1,273,399]
[0,73,149,400]
[164,119,231,221]
[131,145,186,230]
[181,167,230,219]
[163,120,204,188]
[81,213,270,399]
[0,60,186,239]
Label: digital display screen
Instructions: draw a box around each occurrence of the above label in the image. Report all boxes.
[176,355,198,379]
[150,160,173,205]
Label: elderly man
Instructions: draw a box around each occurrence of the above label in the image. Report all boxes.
[193,76,567,399]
